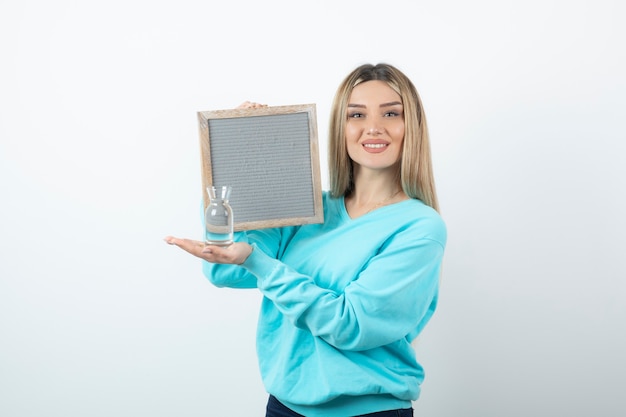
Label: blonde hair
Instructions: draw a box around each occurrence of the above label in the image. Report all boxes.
[328,63,440,213]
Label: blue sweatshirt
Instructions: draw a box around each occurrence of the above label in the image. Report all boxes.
[202,191,446,417]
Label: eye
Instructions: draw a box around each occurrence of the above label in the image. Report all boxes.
[384,111,400,117]
[348,112,364,119]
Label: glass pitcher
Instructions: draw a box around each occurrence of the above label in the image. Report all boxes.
[205,185,234,246]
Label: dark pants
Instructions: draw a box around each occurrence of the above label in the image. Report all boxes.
[265,395,414,417]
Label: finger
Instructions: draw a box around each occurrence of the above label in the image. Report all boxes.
[164,236,193,246]
[164,236,205,256]
[237,101,267,109]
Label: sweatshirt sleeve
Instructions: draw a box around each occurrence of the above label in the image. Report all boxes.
[199,196,296,289]
[241,218,446,351]
[202,226,299,289]
[202,232,257,289]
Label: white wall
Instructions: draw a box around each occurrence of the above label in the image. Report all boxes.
[1,1,624,416]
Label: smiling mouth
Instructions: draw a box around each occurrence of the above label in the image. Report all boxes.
[363,143,388,149]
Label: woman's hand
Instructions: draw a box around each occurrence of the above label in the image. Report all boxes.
[237,101,267,109]
[164,236,253,265]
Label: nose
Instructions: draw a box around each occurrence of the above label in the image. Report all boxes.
[367,125,383,135]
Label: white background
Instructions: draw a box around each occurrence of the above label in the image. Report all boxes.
[1,1,625,416]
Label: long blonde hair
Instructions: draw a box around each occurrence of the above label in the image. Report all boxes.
[328,63,440,213]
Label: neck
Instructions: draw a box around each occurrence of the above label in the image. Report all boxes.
[345,169,406,218]
[350,166,399,203]
[349,185,401,206]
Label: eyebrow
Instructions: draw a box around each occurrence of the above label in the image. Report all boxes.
[347,101,403,108]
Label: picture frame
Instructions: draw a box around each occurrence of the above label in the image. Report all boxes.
[198,103,324,231]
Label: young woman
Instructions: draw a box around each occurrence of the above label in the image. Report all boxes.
[165,63,446,417]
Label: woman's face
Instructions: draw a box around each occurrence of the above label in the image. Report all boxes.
[345,80,405,173]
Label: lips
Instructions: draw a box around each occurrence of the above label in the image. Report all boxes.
[362,140,389,153]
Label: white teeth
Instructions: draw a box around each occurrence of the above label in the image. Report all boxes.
[363,143,387,148]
